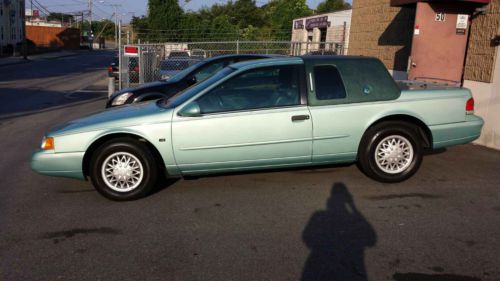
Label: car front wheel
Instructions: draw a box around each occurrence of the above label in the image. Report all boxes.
[358,122,423,183]
[90,138,158,201]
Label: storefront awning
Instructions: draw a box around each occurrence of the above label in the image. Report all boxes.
[391,0,490,6]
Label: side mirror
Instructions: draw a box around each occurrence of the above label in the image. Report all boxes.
[179,101,201,117]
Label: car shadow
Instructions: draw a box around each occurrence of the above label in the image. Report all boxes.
[301,182,377,281]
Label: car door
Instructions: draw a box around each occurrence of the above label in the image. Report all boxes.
[171,64,313,174]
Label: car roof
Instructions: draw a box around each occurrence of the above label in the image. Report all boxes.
[203,53,285,62]
[228,56,303,71]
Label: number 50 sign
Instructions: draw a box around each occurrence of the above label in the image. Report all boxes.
[435,12,446,22]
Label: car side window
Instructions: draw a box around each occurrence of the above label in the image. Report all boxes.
[313,65,346,100]
[193,61,226,82]
[196,65,300,114]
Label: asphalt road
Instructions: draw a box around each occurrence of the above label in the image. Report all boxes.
[1,52,500,281]
[0,50,113,118]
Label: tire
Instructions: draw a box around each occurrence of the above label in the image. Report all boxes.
[358,121,423,183]
[89,138,158,201]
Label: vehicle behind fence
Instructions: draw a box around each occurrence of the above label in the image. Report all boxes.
[117,34,348,90]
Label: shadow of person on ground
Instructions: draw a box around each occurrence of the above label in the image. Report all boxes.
[302,182,377,281]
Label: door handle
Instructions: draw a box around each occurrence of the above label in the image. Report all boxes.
[291,115,310,122]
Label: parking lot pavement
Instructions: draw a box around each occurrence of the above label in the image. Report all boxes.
[1,85,499,280]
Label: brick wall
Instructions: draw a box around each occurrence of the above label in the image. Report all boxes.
[348,0,415,71]
[464,0,500,83]
[26,26,80,49]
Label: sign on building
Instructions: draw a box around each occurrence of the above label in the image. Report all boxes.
[306,16,330,29]
[294,20,304,30]
[435,12,445,22]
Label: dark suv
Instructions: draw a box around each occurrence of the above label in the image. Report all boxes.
[107,54,283,108]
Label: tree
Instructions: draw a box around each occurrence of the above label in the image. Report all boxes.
[47,12,74,23]
[316,0,351,14]
[148,0,184,40]
[265,0,312,39]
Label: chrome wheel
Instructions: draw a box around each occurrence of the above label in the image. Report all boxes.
[374,135,414,174]
[101,152,144,192]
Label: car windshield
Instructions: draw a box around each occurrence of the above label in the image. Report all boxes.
[164,61,203,82]
[160,60,191,71]
[169,51,189,58]
[158,67,235,108]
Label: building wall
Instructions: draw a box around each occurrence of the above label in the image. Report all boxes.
[463,0,500,83]
[0,0,25,48]
[348,0,415,73]
[26,26,80,49]
[291,11,352,55]
[465,46,500,149]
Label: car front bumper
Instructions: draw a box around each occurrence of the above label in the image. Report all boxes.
[31,150,86,180]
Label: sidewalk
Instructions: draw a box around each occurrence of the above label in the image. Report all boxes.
[0,50,79,67]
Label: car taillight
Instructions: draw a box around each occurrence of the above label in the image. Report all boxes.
[466,97,474,114]
[107,66,113,73]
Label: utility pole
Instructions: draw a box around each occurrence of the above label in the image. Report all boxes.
[22,0,28,59]
[88,0,93,49]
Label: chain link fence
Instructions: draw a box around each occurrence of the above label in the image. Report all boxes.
[117,34,348,90]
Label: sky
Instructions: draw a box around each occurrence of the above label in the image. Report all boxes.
[34,0,345,23]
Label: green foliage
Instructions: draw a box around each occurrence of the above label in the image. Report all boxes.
[148,0,183,39]
[132,0,325,42]
[47,12,74,23]
[265,0,312,39]
[316,0,351,14]
[81,20,116,39]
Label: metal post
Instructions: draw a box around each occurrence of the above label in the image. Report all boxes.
[108,77,115,97]
[236,40,239,54]
[118,20,122,90]
[22,0,28,60]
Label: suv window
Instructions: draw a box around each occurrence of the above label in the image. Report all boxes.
[193,61,227,82]
[197,65,300,114]
[314,65,346,100]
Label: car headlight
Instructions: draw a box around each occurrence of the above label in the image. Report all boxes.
[111,92,134,106]
[161,74,170,80]
[41,136,55,150]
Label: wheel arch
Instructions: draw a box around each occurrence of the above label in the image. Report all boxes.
[363,114,433,150]
[82,132,166,179]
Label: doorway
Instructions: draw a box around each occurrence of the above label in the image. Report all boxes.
[408,2,473,84]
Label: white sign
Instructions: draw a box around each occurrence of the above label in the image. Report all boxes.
[435,12,445,22]
[456,14,469,29]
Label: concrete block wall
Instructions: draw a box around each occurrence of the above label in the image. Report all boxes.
[348,0,415,71]
[464,0,500,83]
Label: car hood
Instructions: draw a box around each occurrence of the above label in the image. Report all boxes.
[113,80,170,96]
[49,101,172,136]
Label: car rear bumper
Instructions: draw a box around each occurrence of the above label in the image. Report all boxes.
[430,115,484,149]
[31,151,86,180]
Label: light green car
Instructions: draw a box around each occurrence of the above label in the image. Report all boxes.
[32,56,484,200]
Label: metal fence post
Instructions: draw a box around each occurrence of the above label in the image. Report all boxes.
[118,20,122,90]
[139,45,145,84]
[236,40,239,54]
[108,77,115,97]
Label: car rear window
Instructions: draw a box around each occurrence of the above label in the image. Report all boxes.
[313,65,346,100]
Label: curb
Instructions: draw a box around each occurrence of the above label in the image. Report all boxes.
[0,53,78,67]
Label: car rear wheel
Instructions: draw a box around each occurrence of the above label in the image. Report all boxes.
[90,138,158,201]
[358,122,423,183]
